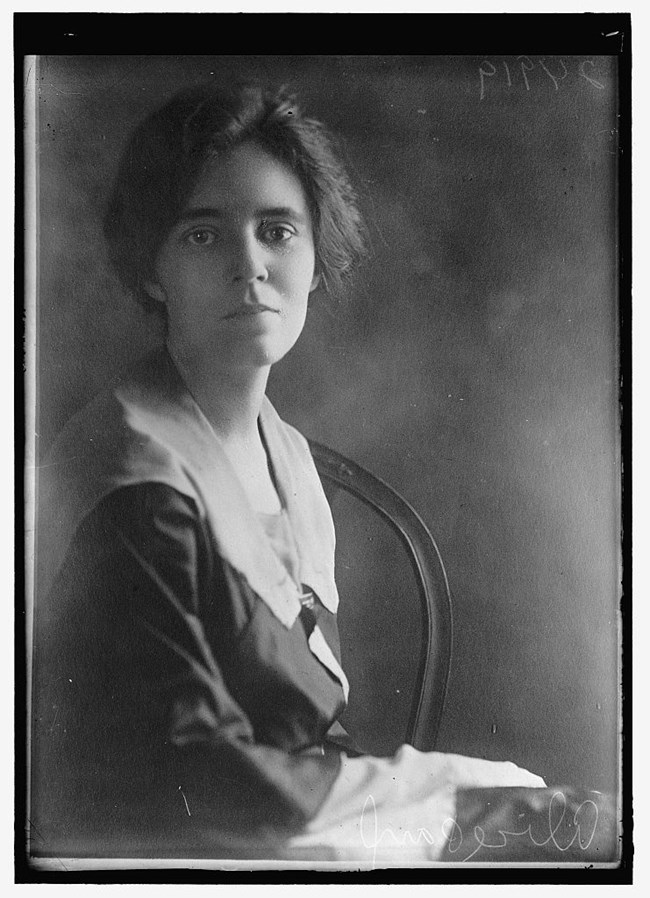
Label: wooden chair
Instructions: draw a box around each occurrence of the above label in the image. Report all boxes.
[309,440,453,753]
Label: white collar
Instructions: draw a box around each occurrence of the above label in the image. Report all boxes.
[38,349,339,630]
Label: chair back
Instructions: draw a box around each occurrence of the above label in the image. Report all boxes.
[309,440,453,753]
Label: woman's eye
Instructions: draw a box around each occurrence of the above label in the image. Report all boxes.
[261,224,295,244]
[185,228,216,247]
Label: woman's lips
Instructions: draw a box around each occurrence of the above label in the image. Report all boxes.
[222,305,278,320]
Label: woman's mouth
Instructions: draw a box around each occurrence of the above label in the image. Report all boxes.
[222,305,278,320]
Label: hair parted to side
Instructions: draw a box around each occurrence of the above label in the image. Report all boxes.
[104,82,367,315]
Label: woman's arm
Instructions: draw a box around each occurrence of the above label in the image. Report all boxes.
[31,483,342,858]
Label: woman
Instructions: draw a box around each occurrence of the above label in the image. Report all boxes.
[31,82,549,864]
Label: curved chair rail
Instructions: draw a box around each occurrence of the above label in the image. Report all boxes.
[308,440,453,752]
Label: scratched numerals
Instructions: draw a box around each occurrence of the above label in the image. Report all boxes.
[479,57,605,100]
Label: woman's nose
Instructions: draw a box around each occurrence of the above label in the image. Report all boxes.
[229,233,268,284]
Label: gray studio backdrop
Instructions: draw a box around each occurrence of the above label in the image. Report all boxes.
[34,55,620,794]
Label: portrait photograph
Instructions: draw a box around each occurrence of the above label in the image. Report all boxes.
[17,10,631,885]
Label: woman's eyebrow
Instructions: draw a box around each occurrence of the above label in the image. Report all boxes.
[257,206,308,224]
[175,206,224,224]
[176,205,308,225]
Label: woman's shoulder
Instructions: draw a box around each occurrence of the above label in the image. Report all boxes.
[45,347,199,483]
[37,350,206,594]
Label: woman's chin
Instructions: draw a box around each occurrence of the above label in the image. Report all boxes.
[190,334,300,372]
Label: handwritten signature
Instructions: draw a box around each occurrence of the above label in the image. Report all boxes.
[360,794,440,867]
[360,790,600,865]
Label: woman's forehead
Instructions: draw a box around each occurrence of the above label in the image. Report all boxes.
[185,142,310,219]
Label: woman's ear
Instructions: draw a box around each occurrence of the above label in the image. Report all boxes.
[309,272,321,293]
[144,281,166,304]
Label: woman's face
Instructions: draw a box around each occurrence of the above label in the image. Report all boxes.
[147,141,319,371]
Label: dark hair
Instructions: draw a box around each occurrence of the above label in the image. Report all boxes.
[104,82,366,314]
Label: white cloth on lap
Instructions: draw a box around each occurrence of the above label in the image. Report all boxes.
[285,744,546,864]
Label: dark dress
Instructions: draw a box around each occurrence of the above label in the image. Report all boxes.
[30,350,352,859]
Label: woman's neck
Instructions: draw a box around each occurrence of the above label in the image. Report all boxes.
[167,341,270,444]
[166,341,282,514]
